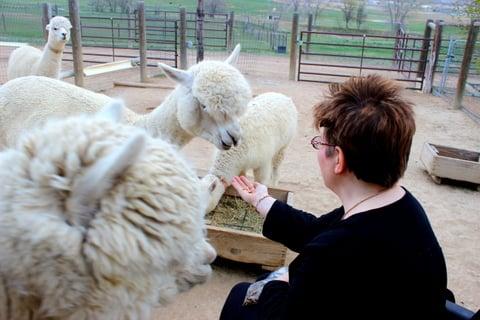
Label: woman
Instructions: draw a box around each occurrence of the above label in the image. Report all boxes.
[220,75,448,320]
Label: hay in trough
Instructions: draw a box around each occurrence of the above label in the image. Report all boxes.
[206,195,264,233]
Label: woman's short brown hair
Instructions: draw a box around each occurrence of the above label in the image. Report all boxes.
[313,75,416,188]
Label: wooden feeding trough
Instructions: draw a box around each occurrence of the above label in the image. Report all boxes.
[420,142,480,186]
[206,186,292,270]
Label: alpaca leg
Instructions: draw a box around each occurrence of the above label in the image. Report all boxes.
[253,165,272,185]
[271,147,286,186]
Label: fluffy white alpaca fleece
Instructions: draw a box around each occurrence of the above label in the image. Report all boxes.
[7,16,72,80]
[0,44,251,151]
[0,102,216,320]
[201,92,298,213]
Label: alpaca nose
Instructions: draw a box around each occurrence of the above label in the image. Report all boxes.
[62,33,67,39]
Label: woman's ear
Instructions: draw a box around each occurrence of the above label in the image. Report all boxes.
[334,146,347,174]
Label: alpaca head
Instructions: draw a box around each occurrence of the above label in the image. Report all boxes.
[201,173,227,213]
[158,44,252,150]
[0,100,216,315]
[46,16,72,48]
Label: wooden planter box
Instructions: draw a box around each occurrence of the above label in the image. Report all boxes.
[420,142,480,185]
[206,186,292,270]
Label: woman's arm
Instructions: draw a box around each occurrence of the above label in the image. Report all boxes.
[263,201,342,252]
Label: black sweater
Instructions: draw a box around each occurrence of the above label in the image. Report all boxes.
[258,189,447,319]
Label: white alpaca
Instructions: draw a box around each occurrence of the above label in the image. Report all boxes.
[0,101,216,320]
[0,44,252,150]
[7,16,72,80]
[201,92,298,213]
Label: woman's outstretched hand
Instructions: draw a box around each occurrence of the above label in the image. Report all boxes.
[231,176,268,206]
[231,176,275,217]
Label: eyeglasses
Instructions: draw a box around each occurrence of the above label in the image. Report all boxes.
[310,135,336,150]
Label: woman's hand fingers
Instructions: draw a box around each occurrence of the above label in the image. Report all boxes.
[239,176,254,192]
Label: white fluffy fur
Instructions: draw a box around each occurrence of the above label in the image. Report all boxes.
[0,101,216,319]
[201,92,298,213]
[7,16,72,80]
[0,44,252,150]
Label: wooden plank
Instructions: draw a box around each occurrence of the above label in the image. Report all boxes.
[0,41,28,47]
[83,60,133,76]
[113,81,175,89]
[420,142,480,184]
[205,183,292,269]
[420,142,437,176]
[207,225,287,268]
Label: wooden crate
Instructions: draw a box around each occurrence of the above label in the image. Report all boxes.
[206,186,292,270]
[420,142,480,185]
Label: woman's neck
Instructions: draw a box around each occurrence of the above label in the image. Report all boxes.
[336,180,405,220]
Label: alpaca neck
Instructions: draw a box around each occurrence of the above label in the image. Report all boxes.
[210,152,242,184]
[36,43,65,78]
[133,87,193,147]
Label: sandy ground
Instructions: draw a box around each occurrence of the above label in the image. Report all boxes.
[0,47,478,317]
[98,69,480,318]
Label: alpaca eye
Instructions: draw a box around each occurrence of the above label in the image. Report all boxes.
[54,27,58,31]
[200,104,206,110]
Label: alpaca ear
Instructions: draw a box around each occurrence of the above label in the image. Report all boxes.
[67,133,146,227]
[96,99,124,123]
[225,44,241,65]
[46,23,50,31]
[158,63,193,88]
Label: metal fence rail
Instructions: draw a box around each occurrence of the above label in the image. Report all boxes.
[144,9,229,50]
[297,30,430,90]
[61,14,178,67]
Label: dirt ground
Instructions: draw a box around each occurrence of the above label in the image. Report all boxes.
[93,67,480,319]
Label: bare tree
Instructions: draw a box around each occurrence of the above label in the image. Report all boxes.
[356,0,367,29]
[453,0,480,19]
[89,0,133,13]
[288,0,302,12]
[89,0,107,12]
[205,0,227,15]
[304,0,329,26]
[105,0,117,13]
[118,0,134,14]
[341,0,357,29]
[385,0,417,28]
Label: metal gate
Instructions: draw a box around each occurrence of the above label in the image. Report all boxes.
[63,12,178,68]
[297,30,431,90]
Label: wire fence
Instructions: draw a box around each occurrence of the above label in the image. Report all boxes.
[431,24,480,121]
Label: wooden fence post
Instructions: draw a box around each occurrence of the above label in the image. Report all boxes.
[68,0,84,87]
[306,13,312,56]
[179,7,187,69]
[227,11,234,50]
[454,20,480,109]
[417,19,433,78]
[127,7,132,48]
[196,0,204,62]
[138,1,147,82]
[289,12,299,81]
[42,3,52,41]
[423,20,443,93]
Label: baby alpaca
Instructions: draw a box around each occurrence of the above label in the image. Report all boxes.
[202,92,298,213]
[0,101,216,319]
[7,16,72,80]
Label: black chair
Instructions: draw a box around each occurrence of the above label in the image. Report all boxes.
[445,289,479,320]
[446,300,477,320]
